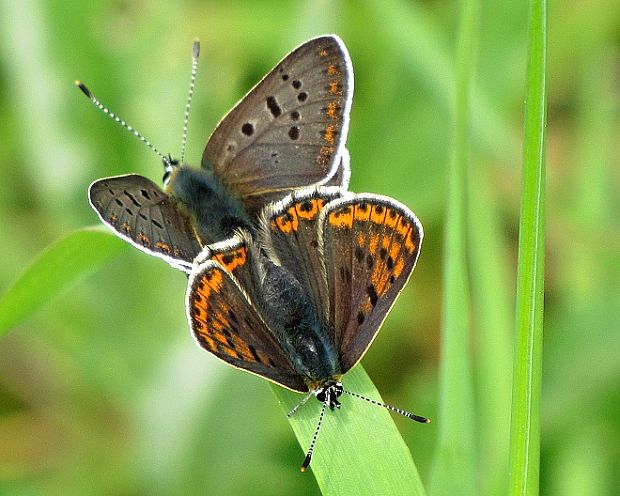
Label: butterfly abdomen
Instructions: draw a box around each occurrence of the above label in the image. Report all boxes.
[167,166,253,244]
[258,259,340,385]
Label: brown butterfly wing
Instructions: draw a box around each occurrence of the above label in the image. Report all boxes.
[260,186,344,325]
[186,259,307,392]
[202,36,353,215]
[89,174,202,271]
[320,195,423,373]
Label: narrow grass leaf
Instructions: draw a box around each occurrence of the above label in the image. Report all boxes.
[362,0,517,161]
[508,0,547,493]
[429,0,478,493]
[0,227,126,336]
[468,168,513,496]
[274,366,427,495]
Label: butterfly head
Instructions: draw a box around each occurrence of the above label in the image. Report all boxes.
[162,155,180,186]
[291,380,429,472]
[314,381,344,410]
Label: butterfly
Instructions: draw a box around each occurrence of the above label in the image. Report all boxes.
[185,186,428,470]
[81,35,353,272]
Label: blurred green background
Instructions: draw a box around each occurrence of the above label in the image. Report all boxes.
[0,0,618,494]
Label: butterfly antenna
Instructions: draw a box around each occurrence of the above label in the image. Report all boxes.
[75,80,172,169]
[300,394,329,473]
[343,390,430,424]
[287,391,314,418]
[180,39,200,164]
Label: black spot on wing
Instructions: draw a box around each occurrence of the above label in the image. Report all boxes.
[289,126,300,140]
[266,96,282,118]
[241,123,254,136]
[367,284,378,307]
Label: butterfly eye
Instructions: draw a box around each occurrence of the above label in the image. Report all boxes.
[333,383,344,397]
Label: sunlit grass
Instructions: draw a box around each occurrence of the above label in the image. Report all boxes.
[428,0,477,493]
[508,0,546,493]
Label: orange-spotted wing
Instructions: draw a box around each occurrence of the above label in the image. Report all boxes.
[261,186,344,325]
[186,254,307,392]
[320,194,423,372]
[192,187,423,391]
[203,36,353,215]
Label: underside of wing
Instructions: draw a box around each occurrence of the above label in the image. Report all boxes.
[202,35,353,215]
[89,174,202,271]
[323,148,351,190]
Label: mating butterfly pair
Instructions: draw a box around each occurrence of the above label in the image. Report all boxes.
[82,35,427,471]
[85,36,352,272]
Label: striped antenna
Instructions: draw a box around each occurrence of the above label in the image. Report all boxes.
[300,393,329,472]
[180,39,200,164]
[75,80,172,168]
[290,382,429,471]
[287,390,314,418]
[343,390,430,424]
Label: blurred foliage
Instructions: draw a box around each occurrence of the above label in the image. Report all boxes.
[0,0,618,494]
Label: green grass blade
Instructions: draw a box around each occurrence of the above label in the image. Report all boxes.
[273,366,427,495]
[508,0,547,494]
[429,0,478,493]
[362,0,517,161]
[0,227,126,336]
[468,169,513,496]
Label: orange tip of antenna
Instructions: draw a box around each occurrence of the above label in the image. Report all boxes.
[300,466,306,473]
[74,80,81,86]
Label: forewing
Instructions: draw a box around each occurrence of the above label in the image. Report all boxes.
[89,174,201,271]
[202,35,353,214]
[323,148,351,189]
[320,195,423,373]
[186,259,307,392]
